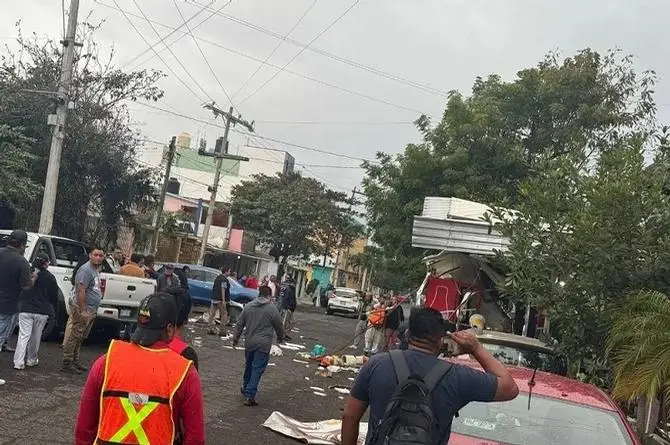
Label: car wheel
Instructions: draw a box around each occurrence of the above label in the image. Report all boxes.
[228,304,242,324]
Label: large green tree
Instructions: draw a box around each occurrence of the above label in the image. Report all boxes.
[363,48,658,291]
[230,173,362,268]
[0,24,162,245]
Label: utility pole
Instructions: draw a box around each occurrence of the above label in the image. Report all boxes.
[197,104,254,265]
[39,0,81,234]
[331,187,365,286]
[150,136,177,253]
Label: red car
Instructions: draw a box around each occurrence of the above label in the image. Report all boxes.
[448,357,639,445]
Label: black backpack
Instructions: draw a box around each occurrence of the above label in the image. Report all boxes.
[368,350,453,445]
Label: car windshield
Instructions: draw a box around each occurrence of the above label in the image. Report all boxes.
[335,290,358,299]
[479,342,568,376]
[227,277,243,288]
[452,394,633,445]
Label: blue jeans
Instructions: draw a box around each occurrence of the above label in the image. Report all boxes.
[0,313,18,347]
[243,349,270,399]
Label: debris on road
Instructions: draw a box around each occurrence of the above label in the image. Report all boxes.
[270,345,284,356]
[280,342,306,351]
[312,392,327,397]
[310,344,326,356]
[263,411,368,445]
[293,359,309,364]
[328,385,350,395]
[309,386,325,392]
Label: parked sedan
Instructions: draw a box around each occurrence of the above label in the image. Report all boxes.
[156,263,259,321]
[449,357,638,445]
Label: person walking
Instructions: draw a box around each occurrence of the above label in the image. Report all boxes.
[364,297,387,355]
[280,277,297,340]
[233,285,284,406]
[0,230,34,354]
[173,265,191,291]
[267,275,278,301]
[157,264,181,292]
[13,253,58,370]
[163,286,199,371]
[75,292,205,445]
[61,246,105,374]
[119,253,145,278]
[208,266,231,335]
[341,307,519,445]
[382,296,405,351]
[351,293,373,349]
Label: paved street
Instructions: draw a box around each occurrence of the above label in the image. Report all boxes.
[0,306,362,445]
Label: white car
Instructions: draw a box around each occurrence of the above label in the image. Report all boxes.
[0,230,156,340]
[326,287,360,316]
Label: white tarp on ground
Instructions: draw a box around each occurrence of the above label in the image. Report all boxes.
[263,411,368,445]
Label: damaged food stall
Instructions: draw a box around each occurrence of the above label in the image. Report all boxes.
[412,197,549,339]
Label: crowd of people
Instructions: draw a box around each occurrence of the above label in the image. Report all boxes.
[0,229,518,445]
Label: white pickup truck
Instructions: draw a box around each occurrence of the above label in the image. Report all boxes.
[0,230,156,340]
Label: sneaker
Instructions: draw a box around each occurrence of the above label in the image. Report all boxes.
[14,365,24,371]
[74,362,88,372]
[26,360,38,368]
[60,362,82,375]
[1,344,15,353]
[243,398,258,406]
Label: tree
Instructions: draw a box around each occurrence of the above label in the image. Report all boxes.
[364,49,651,291]
[0,124,41,209]
[230,173,361,268]
[0,23,162,245]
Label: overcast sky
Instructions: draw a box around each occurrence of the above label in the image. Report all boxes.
[3,0,670,194]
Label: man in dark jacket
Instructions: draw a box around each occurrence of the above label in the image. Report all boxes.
[279,277,297,340]
[14,253,58,370]
[233,286,284,406]
[173,266,191,292]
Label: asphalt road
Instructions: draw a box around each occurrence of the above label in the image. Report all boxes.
[0,305,362,445]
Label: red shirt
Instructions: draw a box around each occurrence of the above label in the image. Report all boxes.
[75,341,205,445]
[246,277,259,289]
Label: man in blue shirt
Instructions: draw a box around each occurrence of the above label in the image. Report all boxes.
[341,307,519,445]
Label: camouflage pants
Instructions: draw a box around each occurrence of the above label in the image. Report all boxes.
[62,305,96,363]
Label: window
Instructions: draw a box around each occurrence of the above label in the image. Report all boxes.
[451,394,633,445]
[32,241,53,263]
[51,239,86,268]
[479,342,567,375]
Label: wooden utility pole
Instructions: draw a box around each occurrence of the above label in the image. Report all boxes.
[150,136,177,253]
[197,104,253,265]
[39,0,81,233]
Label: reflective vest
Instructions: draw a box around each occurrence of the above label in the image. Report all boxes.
[95,340,192,445]
[368,307,386,327]
[168,336,188,355]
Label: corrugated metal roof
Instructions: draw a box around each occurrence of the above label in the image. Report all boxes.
[422,197,493,221]
[411,216,509,255]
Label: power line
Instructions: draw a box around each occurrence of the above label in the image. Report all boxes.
[172,0,235,108]
[110,0,207,102]
[115,0,220,69]
[255,120,415,125]
[133,101,380,163]
[238,0,360,106]
[96,1,427,115]
[231,0,318,101]
[186,0,449,96]
[129,0,216,103]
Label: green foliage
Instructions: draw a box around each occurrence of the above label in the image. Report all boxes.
[363,48,650,291]
[0,124,41,206]
[230,173,362,263]
[607,290,670,403]
[0,23,162,244]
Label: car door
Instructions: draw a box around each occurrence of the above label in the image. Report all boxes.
[48,237,87,300]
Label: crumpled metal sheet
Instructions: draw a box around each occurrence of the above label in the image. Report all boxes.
[263,411,368,445]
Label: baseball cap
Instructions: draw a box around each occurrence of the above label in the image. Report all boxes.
[32,253,50,269]
[7,229,28,246]
[131,293,178,346]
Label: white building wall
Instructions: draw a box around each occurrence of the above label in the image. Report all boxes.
[138,143,293,202]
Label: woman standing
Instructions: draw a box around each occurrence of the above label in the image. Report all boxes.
[14,253,58,370]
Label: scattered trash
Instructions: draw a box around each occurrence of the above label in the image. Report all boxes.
[348,377,355,381]
[270,345,284,356]
[222,345,234,350]
[310,386,325,392]
[0,379,5,386]
[194,336,202,340]
[310,344,326,356]
[293,359,309,364]
[314,367,331,378]
[338,396,344,400]
[263,411,368,445]
[220,334,232,341]
[280,342,306,351]
[295,352,312,360]
[304,377,310,381]
[329,385,351,394]
[313,392,327,397]
[326,365,341,373]
[268,363,276,367]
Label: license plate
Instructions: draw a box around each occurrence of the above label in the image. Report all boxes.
[120,309,131,317]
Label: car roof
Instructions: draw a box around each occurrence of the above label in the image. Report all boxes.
[0,230,81,245]
[452,356,617,411]
[476,330,553,352]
